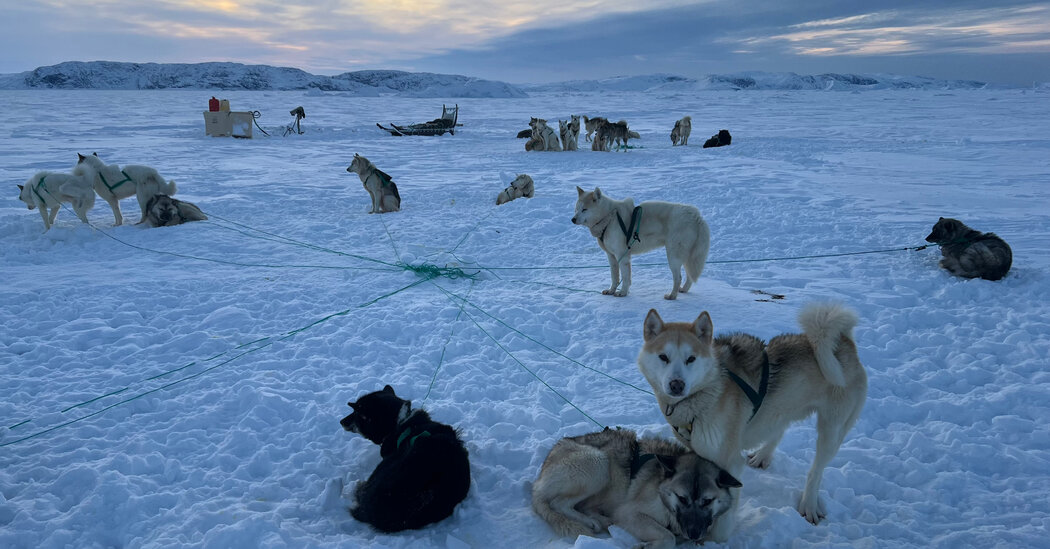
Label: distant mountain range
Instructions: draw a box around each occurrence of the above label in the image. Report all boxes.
[0,61,1016,95]
[0,61,528,98]
[519,72,995,92]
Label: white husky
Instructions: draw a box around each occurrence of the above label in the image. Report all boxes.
[559,116,580,151]
[525,118,562,152]
[18,171,96,231]
[73,153,177,225]
[572,187,710,299]
[637,303,867,530]
[496,174,534,205]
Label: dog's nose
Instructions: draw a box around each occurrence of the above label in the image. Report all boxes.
[571,217,577,224]
[669,379,685,396]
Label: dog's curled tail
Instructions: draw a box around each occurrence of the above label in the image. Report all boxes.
[798,303,858,387]
[162,179,177,196]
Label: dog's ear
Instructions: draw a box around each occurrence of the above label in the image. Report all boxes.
[716,468,742,489]
[593,187,602,199]
[643,309,664,341]
[382,385,395,395]
[92,152,98,157]
[18,184,24,191]
[693,312,713,346]
[656,455,677,477]
[938,216,944,221]
[347,401,357,409]
[77,153,85,162]
[576,186,585,198]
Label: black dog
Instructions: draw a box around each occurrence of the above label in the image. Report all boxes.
[925,217,1012,281]
[340,385,470,532]
[703,129,732,148]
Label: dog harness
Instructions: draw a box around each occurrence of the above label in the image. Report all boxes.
[671,350,771,437]
[98,170,133,192]
[616,206,643,250]
[396,426,432,450]
[32,177,52,206]
[726,350,771,422]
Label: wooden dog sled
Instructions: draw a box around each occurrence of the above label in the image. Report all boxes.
[377,104,459,136]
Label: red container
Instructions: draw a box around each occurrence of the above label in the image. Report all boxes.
[208,97,220,112]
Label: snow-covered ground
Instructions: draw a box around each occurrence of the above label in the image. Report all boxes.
[1,88,1048,548]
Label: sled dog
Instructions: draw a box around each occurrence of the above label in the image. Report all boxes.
[347,154,401,213]
[583,116,607,142]
[572,187,710,299]
[340,385,470,532]
[496,174,535,205]
[533,428,740,546]
[73,153,177,225]
[17,171,96,231]
[595,120,639,151]
[144,194,208,227]
[637,303,867,526]
[525,118,562,152]
[559,116,580,151]
[671,116,692,146]
[925,217,1012,281]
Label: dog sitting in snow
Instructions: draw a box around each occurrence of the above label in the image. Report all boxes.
[496,174,535,205]
[347,154,401,213]
[525,118,562,152]
[340,385,470,532]
[925,217,1012,281]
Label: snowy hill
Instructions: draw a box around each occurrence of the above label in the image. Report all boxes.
[521,71,994,92]
[0,61,528,98]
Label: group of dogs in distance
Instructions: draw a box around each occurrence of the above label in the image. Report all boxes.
[520,115,643,152]
[16,153,206,231]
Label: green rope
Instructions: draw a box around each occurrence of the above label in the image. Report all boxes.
[430,282,606,429]
[423,279,476,402]
[438,286,652,396]
[1,279,427,447]
[203,212,401,269]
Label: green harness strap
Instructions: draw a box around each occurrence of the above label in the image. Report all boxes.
[98,170,133,192]
[616,206,643,250]
[32,176,51,206]
[396,427,432,449]
[724,351,771,422]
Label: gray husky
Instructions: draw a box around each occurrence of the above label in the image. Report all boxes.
[144,194,208,227]
[559,118,580,151]
[638,303,867,527]
[572,187,710,300]
[671,116,691,146]
[925,217,1012,281]
[532,428,740,546]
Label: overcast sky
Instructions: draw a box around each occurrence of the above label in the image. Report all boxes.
[2,0,1048,85]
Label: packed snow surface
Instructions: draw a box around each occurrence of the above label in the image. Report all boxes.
[1,88,1049,549]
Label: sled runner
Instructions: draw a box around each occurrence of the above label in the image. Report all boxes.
[377,104,459,136]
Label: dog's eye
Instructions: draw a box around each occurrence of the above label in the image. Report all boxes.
[677,494,690,505]
[659,354,669,363]
[701,497,714,506]
[686,356,696,364]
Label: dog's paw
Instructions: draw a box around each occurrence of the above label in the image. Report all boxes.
[797,495,826,524]
[747,452,773,469]
[614,289,629,297]
[602,288,615,295]
[663,292,678,300]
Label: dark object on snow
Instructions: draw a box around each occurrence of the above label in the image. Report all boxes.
[925,217,1012,281]
[284,106,306,136]
[516,128,532,138]
[340,385,471,532]
[703,129,732,148]
[377,104,459,136]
